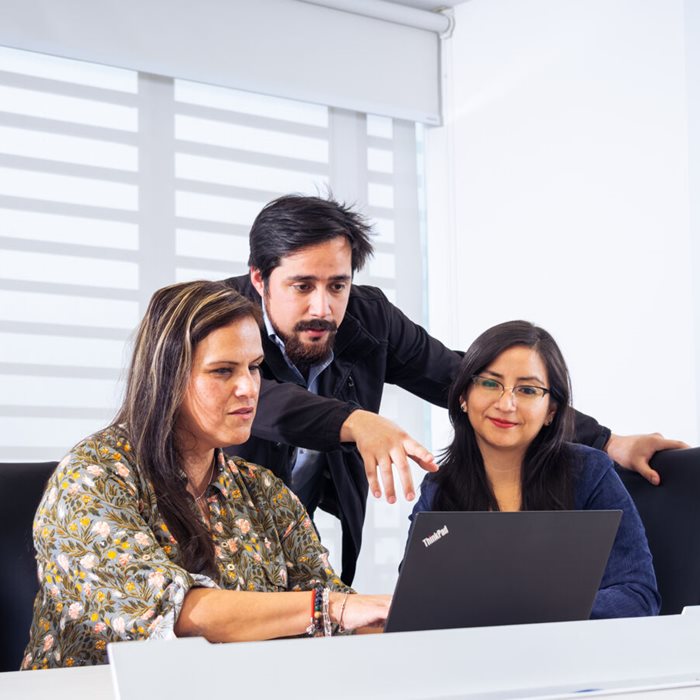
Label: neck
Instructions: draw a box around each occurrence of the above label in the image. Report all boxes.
[478,439,525,475]
[477,441,524,512]
[181,447,216,494]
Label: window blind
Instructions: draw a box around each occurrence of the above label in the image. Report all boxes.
[0,46,426,590]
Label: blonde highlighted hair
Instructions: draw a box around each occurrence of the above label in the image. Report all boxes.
[112,280,261,574]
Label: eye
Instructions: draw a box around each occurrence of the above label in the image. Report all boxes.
[330,282,347,293]
[292,283,312,293]
[514,385,543,397]
[211,368,232,377]
[476,377,501,390]
[249,364,262,373]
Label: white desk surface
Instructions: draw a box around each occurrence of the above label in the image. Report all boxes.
[1,666,699,700]
[3,611,700,700]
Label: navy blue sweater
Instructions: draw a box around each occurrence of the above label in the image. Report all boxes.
[410,444,660,618]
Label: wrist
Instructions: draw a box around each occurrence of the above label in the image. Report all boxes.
[339,408,366,442]
[328,591,342,624]
[328,591,351,633]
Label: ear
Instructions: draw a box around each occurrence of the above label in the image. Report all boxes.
[250,267,265,297]
[545,404,557,426]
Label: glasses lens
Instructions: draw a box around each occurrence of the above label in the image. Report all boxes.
[513,385,545,400]
[474,377,502,392]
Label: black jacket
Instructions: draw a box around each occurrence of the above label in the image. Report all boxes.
[224,275,610,583]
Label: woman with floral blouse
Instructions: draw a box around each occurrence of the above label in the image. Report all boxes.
[22,280,390,670]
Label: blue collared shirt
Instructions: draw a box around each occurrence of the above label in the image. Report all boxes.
[261,303,334,508]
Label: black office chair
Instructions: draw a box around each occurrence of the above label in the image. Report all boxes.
[616,447,700,615]
[0,461,57,672]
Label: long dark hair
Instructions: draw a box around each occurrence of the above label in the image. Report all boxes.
[432,320,576,512]
[112,280,261,575]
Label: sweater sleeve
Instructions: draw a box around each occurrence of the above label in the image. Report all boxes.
[574,447,660,618]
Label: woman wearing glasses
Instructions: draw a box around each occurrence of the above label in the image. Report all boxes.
[410,320,659,618]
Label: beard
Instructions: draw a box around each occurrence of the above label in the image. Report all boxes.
[274,318,338,374]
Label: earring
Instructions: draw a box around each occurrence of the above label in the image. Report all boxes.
[544,418,552,426]
[460,402,467,413]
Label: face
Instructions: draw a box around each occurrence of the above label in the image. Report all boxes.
[463,346,556,460]
[250,237,352,369]
[176,316,264,454]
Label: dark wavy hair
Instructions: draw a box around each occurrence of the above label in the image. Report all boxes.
[247,194,374,282]
[112,280,261,575]
[432,320,576,512]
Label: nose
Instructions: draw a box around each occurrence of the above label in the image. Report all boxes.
[308,289,332,318]
[235,370,259,400]
[495,388,517,411]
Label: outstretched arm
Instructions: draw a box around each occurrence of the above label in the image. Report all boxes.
[571,410,689,486]
[252,379,439,504]
[606,433,690,485]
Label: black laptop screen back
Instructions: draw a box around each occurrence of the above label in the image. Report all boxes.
[385,510,621,633]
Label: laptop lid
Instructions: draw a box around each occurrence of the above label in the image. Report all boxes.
[384,510,621,634]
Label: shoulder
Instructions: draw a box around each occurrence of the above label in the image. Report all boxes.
[413,473,439,513]
[566,442,613,472]
[565,442,623,505]
[62,425,133,468]
[52,425,143,494]
[344,284,409,335]
[39,426,147,520]
[221,274,259,301]
[347,284,394,314]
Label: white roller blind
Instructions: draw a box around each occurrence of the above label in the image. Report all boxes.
[0,46,426,589]
[0,0,441,125]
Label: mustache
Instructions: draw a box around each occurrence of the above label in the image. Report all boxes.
[294,319,338,333]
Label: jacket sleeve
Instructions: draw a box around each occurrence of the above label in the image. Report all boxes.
[577,450,661,618]
[383,296,460,407]
[251,377,357,452]
[572,410,611,451]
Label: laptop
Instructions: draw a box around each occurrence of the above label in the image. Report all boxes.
[384,509,621,633]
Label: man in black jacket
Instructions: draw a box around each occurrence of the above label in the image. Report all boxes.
[225,194,686,584]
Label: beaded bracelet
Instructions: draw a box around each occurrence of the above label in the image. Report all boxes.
[306,584,328,637]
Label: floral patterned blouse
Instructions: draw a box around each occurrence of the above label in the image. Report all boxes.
[22,426,350,670]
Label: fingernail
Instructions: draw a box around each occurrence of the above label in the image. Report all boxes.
[406,492,415,501]
[374,490,382,498]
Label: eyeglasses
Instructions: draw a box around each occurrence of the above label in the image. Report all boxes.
[471,375,551,401]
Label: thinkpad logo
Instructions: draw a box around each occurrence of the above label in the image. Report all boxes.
[422,525,449,548]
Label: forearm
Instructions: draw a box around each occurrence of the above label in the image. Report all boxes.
[175,589,316,642]
[175,589,387,641]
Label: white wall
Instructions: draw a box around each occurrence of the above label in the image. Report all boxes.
[426,0,698,451]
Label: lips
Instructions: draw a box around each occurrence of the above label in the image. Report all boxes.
[488,417,518,429]
[229,407,255,418]
[304,329,328,339]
